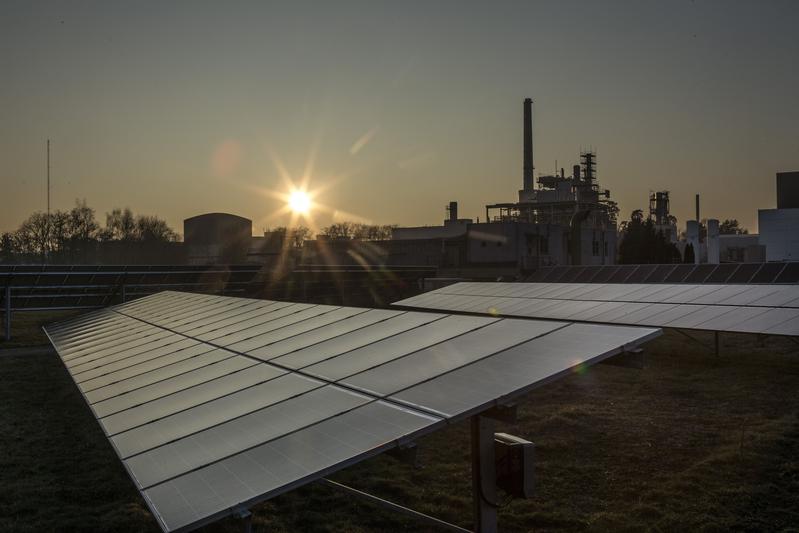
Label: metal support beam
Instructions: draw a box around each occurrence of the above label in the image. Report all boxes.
[471,414,498,533]
[4,285,10,341]
[673,328,716,355]
[233,506,252,533]
[483,403,518,424]
[714,331,720,356]
[319,478,470,533]
[121,284,126,303]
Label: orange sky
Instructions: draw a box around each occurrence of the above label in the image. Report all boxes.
[2,1,798,236]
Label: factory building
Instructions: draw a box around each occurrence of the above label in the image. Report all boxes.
[391,98,618,272]
[759,171,799,261]
[482,99,617,267]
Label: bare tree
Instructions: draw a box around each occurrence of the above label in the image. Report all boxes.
[0,232,17,263]
[68,199,99,241]
[322,222,395,241]
[287,226,311,248]
[100,208,137,241]
[136,215,179,242]
[322,222,356,240]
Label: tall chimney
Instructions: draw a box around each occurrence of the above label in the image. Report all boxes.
[448,201,458,222]
[695,193,700,222]
[523,98,534,191]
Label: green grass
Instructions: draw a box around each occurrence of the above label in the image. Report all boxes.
[1,310,81,348]
[1,330,798,532]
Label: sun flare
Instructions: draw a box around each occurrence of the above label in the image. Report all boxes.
[288,190,311,214]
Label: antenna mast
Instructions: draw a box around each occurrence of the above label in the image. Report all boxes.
[45,139,51,262]
[47,139,50,217]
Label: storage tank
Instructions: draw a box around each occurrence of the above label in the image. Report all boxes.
[686,220,700,265]
[706,219,719,264]
[184,213,253,264]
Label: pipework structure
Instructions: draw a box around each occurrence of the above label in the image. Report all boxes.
[482,99,619,267]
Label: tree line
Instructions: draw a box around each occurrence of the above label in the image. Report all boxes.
[1,200,179,263]
[319,222,396,241]
[618,209,749,264]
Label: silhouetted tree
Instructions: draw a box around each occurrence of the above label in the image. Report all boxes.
[719,219,748,235]
[135,215,179,242]
[618,209,681,264]
[14,212,50,260]
[99,208,137,241]
[321,222,395,241]
[684,242,695,264]
[0,232,16,263]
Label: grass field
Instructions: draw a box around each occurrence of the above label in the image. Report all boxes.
[1,329,798,532]
[1,310,81,348]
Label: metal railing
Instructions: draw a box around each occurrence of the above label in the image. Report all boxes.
[1,265,266,341]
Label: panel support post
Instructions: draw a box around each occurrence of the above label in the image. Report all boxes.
[233,507,252,533]
[121,284,126,303]
[4,285,10,341]
[714,331,720,356]
[471,414,498,533]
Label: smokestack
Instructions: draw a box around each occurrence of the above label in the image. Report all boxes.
[573,164,581,182]
[523,98,533,191]
[448,201,458,222]
[695,194,700,222]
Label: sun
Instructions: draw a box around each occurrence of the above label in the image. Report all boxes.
[288,189,311,215]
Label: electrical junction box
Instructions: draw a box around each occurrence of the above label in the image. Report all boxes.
[494,432,534,499]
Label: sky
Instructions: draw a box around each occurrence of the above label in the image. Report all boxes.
[2,0,798,236]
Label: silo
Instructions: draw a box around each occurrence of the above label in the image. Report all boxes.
[686,220,700,265]
[707,219,720,264]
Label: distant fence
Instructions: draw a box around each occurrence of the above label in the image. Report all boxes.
[0,264,266,341]
[526,262,799,285]
[1,263,437,341]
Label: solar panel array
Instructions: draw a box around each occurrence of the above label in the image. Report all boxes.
[393,282,799,337]
[45,291,658,532]
[526,262,799,285]
[1,264,265,311]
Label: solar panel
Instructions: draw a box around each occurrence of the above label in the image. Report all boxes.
[683,264,717,283]
[541,266,570,282]
[776,262,799,283]
[664,264,695,283]
[704,263,739,284]
[624,264,656,283]
[46,291,658,532]
[576,265,604,282]
[607,265,637,283]
[393,282,799,337]
[557,266,586,283]
[726,263,761,283]
[591,265,621,283]
[751,262,786,284]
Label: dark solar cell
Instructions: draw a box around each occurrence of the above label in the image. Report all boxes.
[624,264,657,283]
[664,264,696,283]
[775,262,799,283]
[684,264,717,283]
[727,263,761,283]
[576,266,604,282]
[558,267,586,283]
[590,266,620,283]
[608,265,638,283]
[751,262,786,284]
[525,267,547,281]
[705,263,739,283]
[644,264,677,283]
[541,266,569,282]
